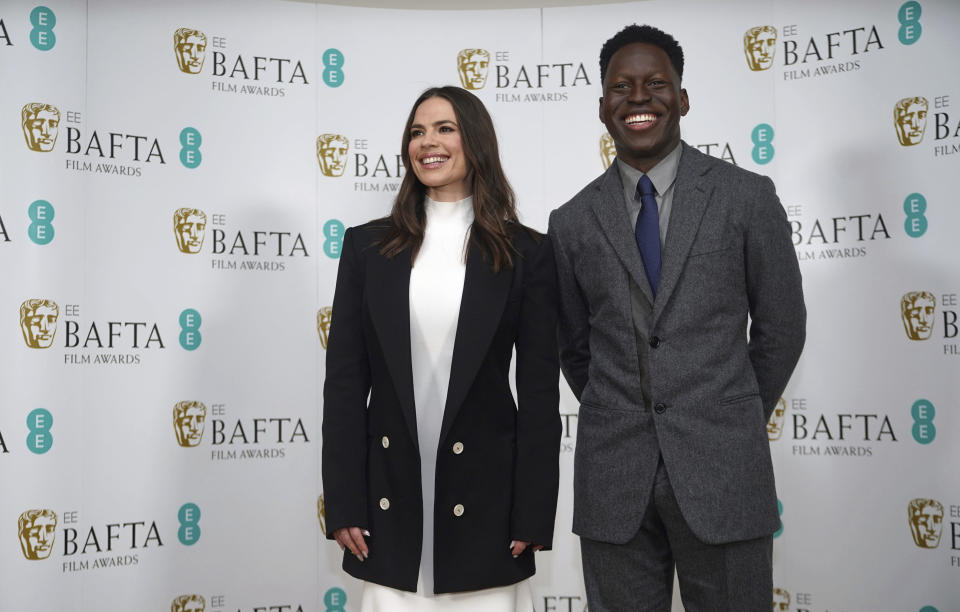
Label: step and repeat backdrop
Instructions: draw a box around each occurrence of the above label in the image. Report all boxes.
[1,0,958,610]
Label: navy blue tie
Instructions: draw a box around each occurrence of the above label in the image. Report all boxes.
[635,175,661,295]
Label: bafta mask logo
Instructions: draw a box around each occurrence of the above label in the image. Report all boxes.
[457,48,490,90]
[317,494,326,534]
[772,588,790,610]
[316,134,349,177]
[174,28,207,74]
[174,208,207,254]
[894,97,928,146]
[743,26,777,71]
[908,498,944,548]
[767,398,787,441]
[20,299,59,349]
[317,307,332,349]
[600,133,616,170]
[901,291,936,341]
[171,594,206,612]
[21,103,61,152]
[174,401,207,447]
[18,509,57,560]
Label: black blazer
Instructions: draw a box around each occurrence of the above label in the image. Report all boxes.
[321,219,561,594]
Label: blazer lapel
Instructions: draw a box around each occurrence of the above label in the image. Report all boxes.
[654,143,714,322]
[439,240,512,446]
[590,164,655,306]
[366,247,419,450]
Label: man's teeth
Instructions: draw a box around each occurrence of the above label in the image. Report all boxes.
[625,114,656,125]
[422,156,447,165]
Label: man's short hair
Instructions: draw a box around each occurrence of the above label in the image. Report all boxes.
[599,24,684,85]
[21,103,60,126]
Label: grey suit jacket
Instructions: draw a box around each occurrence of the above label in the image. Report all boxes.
[548,142,805,545]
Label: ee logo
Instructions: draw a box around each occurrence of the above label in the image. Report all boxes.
[323,48,344,88]
[323,219,344,259]
[178,503,201,545]
[179,308,202,350]
[904,193,927,238]
[30,6,56,51]
[28,200,55,245]
[27,408,53,454]
[324,588,347,612]
[180,127,202,169]
[773,499,784,539]
[751,124,774,165]
[898,1,922,45]
[911,399,935,444]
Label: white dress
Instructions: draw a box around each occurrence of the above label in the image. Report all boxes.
[360,196,533,611]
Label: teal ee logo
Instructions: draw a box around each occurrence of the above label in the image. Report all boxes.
[179,308,202,350]
[773,498,784,538]
[28,199,54,245]
[904,192,927,238]
[177,502,201,545]
[30,6,56,51]
[323,48,344,88]
[898,2,922,45]
[323,219,344,258]
[26,408,53,454]
[911,399,935,444]
[751,124,774,165]
[324,587,347,612]
[179,127,202,169]
[919,607,939,612]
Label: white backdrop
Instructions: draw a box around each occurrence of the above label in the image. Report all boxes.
[2,1,958,610]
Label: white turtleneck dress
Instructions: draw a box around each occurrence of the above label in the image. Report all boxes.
[360,196,531,611]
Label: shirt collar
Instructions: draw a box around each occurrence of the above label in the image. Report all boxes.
[615,142,683,197]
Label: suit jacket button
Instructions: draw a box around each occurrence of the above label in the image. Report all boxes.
[379,497,390,510]
[452,442,464,455]
[649,336,661,348]
[654,403,666,414]
[453,503,465,517]
[381,436,390,448]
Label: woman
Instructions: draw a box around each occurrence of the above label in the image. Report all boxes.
[321,86,561,610]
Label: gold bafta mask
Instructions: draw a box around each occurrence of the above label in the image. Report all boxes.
[21,103,61,152]
[18,509,57,560]
[600,133,616,170]
[174,28,207,74]
[901,291,936,341]
[173,401,207,447]
[908,498,944,548]
[171,594,206,612]
[894,97,928,146]
[317,494,326,534]
[772,588,790,611]
[317,307,332,349]
[744,26,777,71]
[767,398,787,441]
[457,49,490,90]
[174,208,207,254]
[316,134,349,177]
[20,299,59,349]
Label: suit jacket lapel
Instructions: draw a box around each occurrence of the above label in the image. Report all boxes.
[654,143,714,322]
[439,240,512,446]
[590,164,655,306]
[366,247,419,450]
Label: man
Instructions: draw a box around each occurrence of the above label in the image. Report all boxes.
[548,25,805,610]
[21,103,60,152]
[901,290,935,340]
[18,509,57,560]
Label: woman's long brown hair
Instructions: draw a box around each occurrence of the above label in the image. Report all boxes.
[379,86,519,272]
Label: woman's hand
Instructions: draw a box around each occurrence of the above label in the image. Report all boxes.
[509,540,543,558]
[334,527,369,562]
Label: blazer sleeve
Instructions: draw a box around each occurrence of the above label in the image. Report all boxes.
[321,227,371,538]
[547,210,591,400]
[744,177,806,419]
[510,234,562,549]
